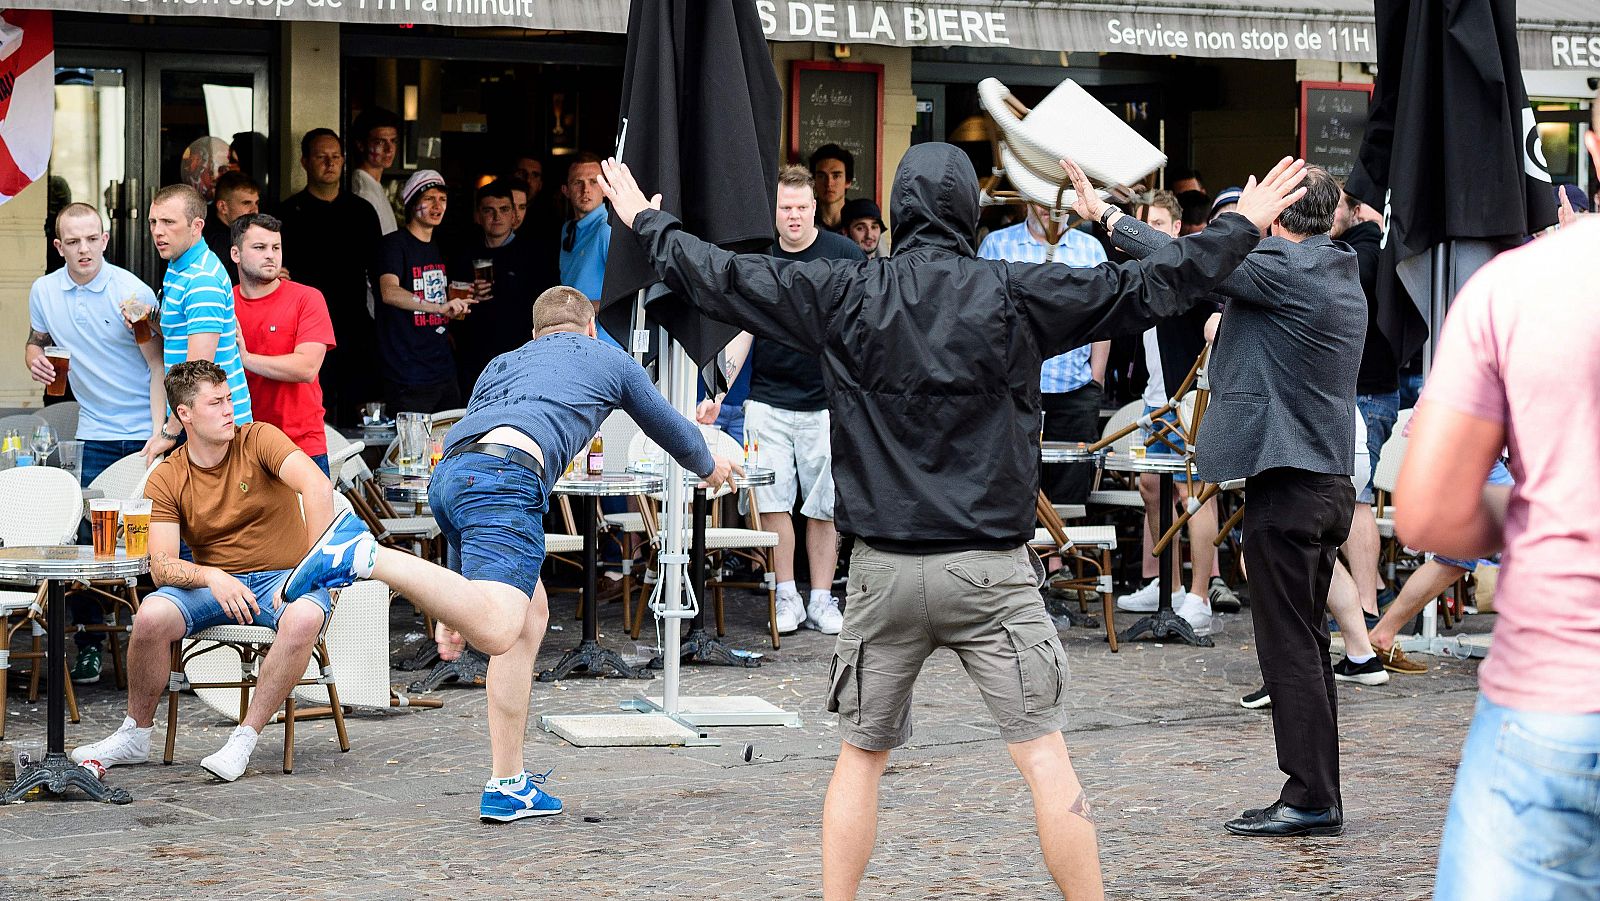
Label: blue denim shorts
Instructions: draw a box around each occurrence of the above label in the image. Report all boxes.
[1140,404,1191,482]
[1430,460,1514,571]
[1435,695,1600,898]
[427,451,548,598]
[149,569,332,635]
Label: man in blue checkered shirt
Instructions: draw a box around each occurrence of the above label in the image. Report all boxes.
[978,205,1108,503]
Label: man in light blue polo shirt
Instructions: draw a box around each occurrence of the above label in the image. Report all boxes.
[978,204,1109,504]
[557,152,623,349]
[145,184,252,459]
[26,202,168,685]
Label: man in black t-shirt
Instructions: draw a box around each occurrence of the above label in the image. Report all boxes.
[699,166,865,636]
[277,128,383,426]
[450,179,558,395]
[374,170,470,414]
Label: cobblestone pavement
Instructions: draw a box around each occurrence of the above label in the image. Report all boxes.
[1,592,1483,900]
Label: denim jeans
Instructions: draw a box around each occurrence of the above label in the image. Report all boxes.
[1355,392,1399,502]
[1434,695,1600,899]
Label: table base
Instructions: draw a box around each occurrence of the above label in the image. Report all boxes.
[648,627,761,669]
[395,633,441,671]
[1118,608,1215,648]
[4,752,131,805]
[407,648,490,693]
[538,640,652,682]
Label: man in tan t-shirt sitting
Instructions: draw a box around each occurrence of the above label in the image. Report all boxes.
[71,360,336,783]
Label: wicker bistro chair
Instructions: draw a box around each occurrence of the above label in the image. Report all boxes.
[0,413,48,439]
[0,466,88,740]
[1367,409,1466,626]
[627,428,783,648]
[36,402,80,442]
[71,453,164,689]
[1085,401,1146,510]
[1031,493,1121,651]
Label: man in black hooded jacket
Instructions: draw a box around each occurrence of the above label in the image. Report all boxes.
[599,145,1307,899]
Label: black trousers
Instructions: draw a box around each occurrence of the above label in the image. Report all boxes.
[1242,467,1355,810]
[1040,382,1103,504]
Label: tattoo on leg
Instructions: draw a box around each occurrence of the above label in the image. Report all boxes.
[1067,789,1094,824]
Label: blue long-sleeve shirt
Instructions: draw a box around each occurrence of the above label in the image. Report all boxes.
[444,331,714,479]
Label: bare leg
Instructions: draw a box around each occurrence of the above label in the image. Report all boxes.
[1343,505,1382,616]
[370,547,528,657]
[1369,560,1468,650]
[806,517,839,593]
[487,582,550,779]
[762,512,797,584]
[822,742,889,900]
[123,596,188,727]
[241,601,323,732]
[1009,732,1105,901]
[1183,488,1218,597]
[1326,562,1375,659]
[1137,473,1160,579]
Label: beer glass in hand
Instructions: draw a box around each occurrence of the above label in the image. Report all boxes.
[43,347,70,397]
[121,296,154,344]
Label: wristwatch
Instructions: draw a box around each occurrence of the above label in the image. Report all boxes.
[159,424,182,442]
[1098,205,1119,228]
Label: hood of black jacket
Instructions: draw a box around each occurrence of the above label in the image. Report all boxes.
[888,143,979,258]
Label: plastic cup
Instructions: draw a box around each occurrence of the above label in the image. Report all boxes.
[123,499,152,557]
[90,498,120,558]
[56,440,83,483]
[44,347,70,397]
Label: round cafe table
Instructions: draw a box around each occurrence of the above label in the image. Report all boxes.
[539,472,664,682]
[1,546,147,804]
[1040,441,1105,465]
[1100,452,1213,648]
[628,464,777,668]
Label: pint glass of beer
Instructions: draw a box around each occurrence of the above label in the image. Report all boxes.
[121,296,154,344]
[44,347,71,397]
[122,499,152,557]
[89,498,120,558]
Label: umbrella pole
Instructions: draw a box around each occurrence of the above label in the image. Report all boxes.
[658,341,696,717]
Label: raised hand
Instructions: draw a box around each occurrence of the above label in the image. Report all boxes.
[1233,157,1309,234]
[1058,158,1107,223]
[597,158,663,229]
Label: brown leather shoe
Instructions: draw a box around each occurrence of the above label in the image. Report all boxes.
[1373,641,1428,674]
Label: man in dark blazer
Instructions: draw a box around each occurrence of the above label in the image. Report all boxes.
[1067,164,1365,837]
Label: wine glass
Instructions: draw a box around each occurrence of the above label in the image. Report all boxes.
[31,424,56,465]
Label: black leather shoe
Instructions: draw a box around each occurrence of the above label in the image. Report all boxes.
[1224,801,1344,837]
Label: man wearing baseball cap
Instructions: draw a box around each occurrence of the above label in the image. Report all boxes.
[840,197,889,258]
[373,170,471,414]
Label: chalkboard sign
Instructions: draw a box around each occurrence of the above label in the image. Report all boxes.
[1299,82,1375,181]
[790,61,884,205]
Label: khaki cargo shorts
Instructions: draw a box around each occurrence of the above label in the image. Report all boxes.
[828,542,1069,751]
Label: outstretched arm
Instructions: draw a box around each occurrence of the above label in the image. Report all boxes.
[598,158,843,355]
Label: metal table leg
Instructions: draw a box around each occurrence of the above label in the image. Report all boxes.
[1118,473,1214,647]
[539,495,651,681]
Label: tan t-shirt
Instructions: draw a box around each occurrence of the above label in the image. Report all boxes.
[145,422,309,573]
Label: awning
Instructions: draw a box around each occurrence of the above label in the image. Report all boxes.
[8,0,1597,69]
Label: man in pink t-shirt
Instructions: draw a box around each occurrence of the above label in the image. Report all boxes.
[1397,96,1600,898]
[231,214,338,474]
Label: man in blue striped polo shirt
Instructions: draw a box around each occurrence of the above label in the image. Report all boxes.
[978,204,1108,503]
[145,184,253,455]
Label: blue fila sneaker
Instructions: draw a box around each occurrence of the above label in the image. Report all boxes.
[282,510,377,602]
[480,769,563,822]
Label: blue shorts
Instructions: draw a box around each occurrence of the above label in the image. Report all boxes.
[150,569,332,635]
[1430,460,1514,571]
[428,451,548,597]
[1140,404,1191,482]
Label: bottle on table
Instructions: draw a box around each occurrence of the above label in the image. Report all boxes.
[587,433,604,475]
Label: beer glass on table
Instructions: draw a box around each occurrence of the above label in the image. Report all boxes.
[396,412,432,476]
[89,499,120,558]
[122,499,152,557]
[43,347,70,397]
[56,440,83,484]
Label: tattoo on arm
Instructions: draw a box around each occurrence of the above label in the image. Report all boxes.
[1067,789,1094,825]
[151,551,207,589]
[26,329,51,349]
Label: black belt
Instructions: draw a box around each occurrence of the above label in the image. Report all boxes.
[442,442,546,483]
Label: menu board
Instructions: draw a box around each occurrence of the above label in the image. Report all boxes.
[1299,82,1374,181]
[789,61,884,204]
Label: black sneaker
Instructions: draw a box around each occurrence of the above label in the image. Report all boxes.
[1333,655,1390,686]
[1240,686,1271,709]
[70,646,102,684]
[1209,577,1242,613]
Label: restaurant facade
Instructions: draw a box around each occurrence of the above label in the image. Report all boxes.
[0,0,1595,406]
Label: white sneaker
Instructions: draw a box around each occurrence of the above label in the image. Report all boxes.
[69,717,151,768]
[774,591,806,634]
[1175,592,1214,637]
[806,596,843,634]
[200,726,259,782]
[1115,579,1160,612]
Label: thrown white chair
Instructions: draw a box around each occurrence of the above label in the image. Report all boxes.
[0,466,88,738]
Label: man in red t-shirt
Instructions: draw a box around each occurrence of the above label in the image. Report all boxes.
[231,214,338,474]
